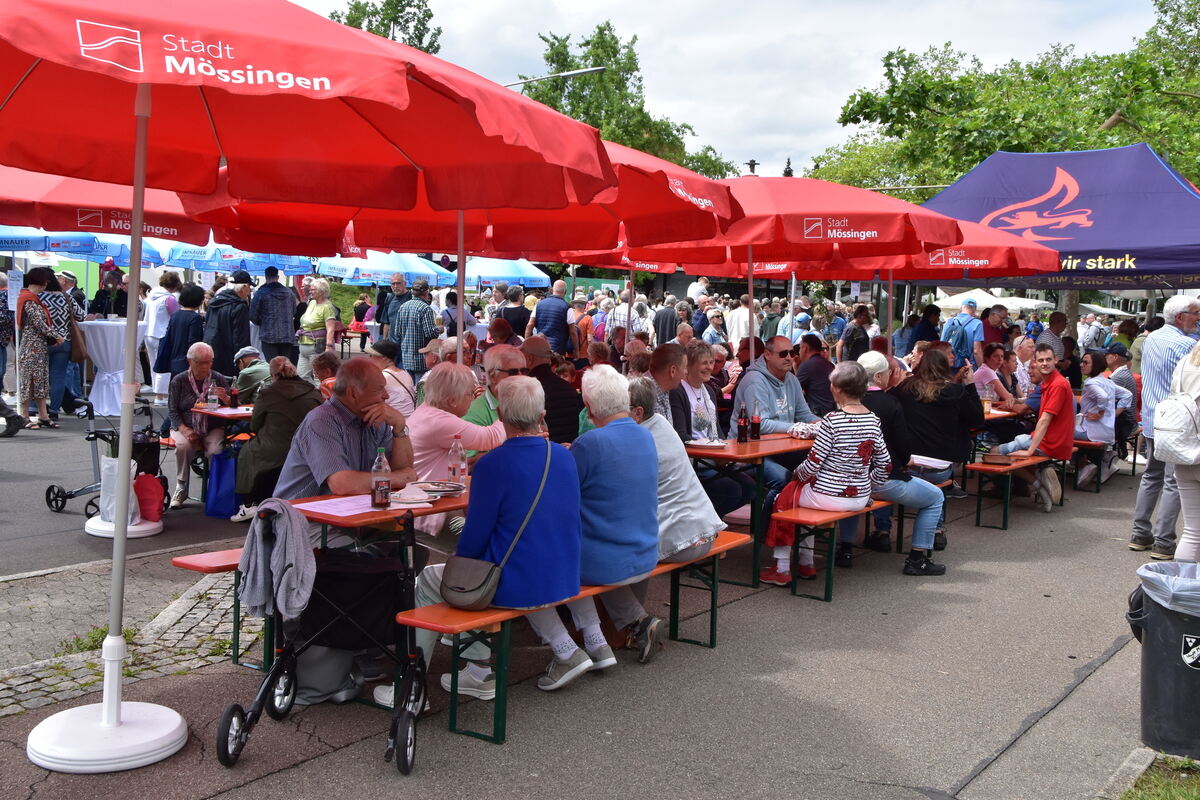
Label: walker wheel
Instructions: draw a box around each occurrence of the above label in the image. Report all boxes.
[84,497,100,519]
[45,485,68,513]
[264,666,297,721]
[394,709,415,775]
[216,703,247,767]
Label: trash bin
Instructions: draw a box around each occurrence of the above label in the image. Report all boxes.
[1128,561,1200,758]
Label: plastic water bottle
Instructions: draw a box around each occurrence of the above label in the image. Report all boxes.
[371,447,391,508]
[448,435,467,483]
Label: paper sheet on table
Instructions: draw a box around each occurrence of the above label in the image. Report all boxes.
[293,494,432,516]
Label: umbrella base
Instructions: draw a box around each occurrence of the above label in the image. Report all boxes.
[26,701,187,773]
[84,518,164,539]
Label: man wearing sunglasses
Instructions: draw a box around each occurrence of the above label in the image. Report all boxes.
[733,335,821,508]
[463,344,528,456]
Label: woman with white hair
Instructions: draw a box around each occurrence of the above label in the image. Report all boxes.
[296,277,339,382]
[167,341,232,508]
[832,351,947,576]
[542,365,665,684]
[377,376,584,706]
[407,362,505,536]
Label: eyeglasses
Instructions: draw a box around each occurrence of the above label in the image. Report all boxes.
[492,367,529,376]
[766,350,793,358]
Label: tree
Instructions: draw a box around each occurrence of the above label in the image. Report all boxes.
[329,0,441,54]
[521,22,737,178]
[782,158,794,177]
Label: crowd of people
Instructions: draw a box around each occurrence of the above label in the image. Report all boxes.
[4,264,1199,702]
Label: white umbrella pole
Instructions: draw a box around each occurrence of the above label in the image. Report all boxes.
[456,211,465,363]
[27,84,185,774]
[746,244,756,362]
[786,273,797,339]
[886,275,895,352]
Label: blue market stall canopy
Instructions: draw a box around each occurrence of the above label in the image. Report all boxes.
[457,257,550,288]
[923,144,1200,289]
[0,225,97,253]
[316,250,453,287]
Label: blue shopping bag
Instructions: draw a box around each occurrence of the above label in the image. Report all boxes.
[205,450,240,519]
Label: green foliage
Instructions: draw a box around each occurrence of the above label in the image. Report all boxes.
[329,0,441,53]
[817,1,1200,189]
[521,22,736,179]
[329,282,364,324]
[56,625,138,656]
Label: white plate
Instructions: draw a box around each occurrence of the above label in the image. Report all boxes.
[686,440,728,449]
[413,481,466,495]
[389,489,432,503]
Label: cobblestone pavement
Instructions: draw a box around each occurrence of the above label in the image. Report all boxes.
[0,568,262,717]
[0,539,243,672]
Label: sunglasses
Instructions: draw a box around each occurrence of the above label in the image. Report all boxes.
[766,350,793,358]
[492,367,529,376]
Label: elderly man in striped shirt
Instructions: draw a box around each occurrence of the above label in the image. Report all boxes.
[1130,294,1200,559]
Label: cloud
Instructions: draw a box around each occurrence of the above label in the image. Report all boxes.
[296,0,1155,177]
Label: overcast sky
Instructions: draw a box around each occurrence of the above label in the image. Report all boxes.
[294,0,1155,178]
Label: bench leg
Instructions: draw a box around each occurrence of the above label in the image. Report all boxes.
[1056,460,1067,506]
[793,527,835,603]
[448,624,510,745]
[895,504,906,554]
[974,470,983,527]
[669,557,721,648]
[1002,473,1012,530]
[974,471,1013,531]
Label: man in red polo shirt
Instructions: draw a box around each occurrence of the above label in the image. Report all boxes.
[992,343,1074,512]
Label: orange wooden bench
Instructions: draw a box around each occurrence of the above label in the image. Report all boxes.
[393,530,750,744]
[172,548,262,668]
[770,500,891,602]
[964,454,1064,530]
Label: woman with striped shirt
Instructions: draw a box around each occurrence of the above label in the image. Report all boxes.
[761,361,890,584]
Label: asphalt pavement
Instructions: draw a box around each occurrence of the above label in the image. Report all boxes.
[0,444,1157,800]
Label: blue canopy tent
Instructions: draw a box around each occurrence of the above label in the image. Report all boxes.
[317,250,452,286]
[164,242,311,275]
[68,233,167,268]
[923,144,1200,289]
[456,256,550,288]
[0,225,97,253]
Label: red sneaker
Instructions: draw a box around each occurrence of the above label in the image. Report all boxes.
[758,566,791,586]
[795,564,817,580]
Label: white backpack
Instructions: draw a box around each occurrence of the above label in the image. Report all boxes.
[1154,351,1200,465]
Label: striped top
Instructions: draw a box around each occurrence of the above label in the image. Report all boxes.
[794,409,890,500]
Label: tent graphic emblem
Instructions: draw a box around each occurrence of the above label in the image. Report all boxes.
[980,167,1094,242]
[76,20,144,73]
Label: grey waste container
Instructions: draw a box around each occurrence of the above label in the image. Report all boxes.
[1128,561,1200,758]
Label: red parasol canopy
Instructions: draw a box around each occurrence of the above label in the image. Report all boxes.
[0,0,616,210]
[622,176,963,264]
[181,140,741,255]
[0,163,212,244]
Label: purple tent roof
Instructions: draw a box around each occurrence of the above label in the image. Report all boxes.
[923,143,1200,289]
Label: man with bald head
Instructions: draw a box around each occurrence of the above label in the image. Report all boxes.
[527,279,571,354]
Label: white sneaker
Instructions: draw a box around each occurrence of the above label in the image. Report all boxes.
[1101,455,1119,484]
[1076,463,1098,488]
[169,486,187,509]
[439,667,497,700]
[229,503,258,523]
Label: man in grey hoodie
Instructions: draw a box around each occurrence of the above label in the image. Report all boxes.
[733,335,821,496]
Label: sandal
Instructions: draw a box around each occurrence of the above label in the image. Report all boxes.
[25,420,43,430]
[38,418,59,429]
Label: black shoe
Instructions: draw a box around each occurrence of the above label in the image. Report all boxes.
[933,530,947,551]
[944,483,969,500]
[0,416,25,437]
[903,556,947,576]
[1129,535,1154,551]
[835,543,853,568]
[864,532,891,553]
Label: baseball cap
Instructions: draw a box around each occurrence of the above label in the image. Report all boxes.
[233,346,261,362]
[857,350,891,377]
[418,339,443,356]
[962,299,978,309]
[519,335,554,360]
[229,269,255,286]
[1106,342,1130,358]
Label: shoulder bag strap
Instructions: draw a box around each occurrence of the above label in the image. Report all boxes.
[497,439,552,569]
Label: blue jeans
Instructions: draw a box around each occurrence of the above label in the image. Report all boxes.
[30,341,74,415]
[871,465,953,534]
[838,476,946,551]
[998,433,1036,456]
[697,466,755,517]
[66,360,83,399]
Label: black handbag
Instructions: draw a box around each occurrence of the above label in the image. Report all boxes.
[440,439,551,610]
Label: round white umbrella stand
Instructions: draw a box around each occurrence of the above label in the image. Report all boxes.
[84,517,164,539]
[27,85,186,774]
